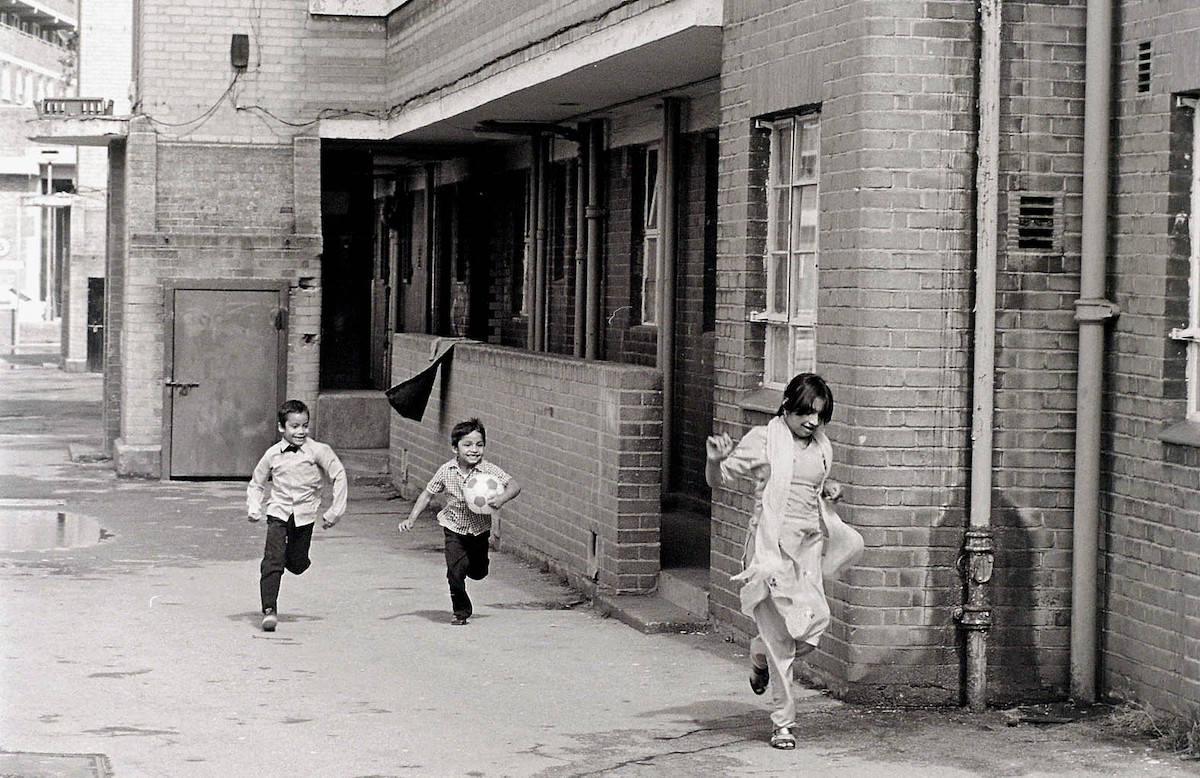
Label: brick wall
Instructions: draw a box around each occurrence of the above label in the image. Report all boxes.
[989,0,1087,700]
[672,132,715,500]
[112,124,322,476]
[718,1,981,703]
[1104,6,1200,717]
[80,0,133,113]
[155,144,294,233]
[389,333,663,593]
[137,0,384,144]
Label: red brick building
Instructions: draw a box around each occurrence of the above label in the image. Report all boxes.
[31,0,1200,716]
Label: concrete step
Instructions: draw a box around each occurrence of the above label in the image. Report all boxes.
[658,566,710,618]
[592,590,710,635]
[316,390,390,449]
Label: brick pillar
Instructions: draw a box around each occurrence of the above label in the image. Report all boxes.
[114,118,162,477]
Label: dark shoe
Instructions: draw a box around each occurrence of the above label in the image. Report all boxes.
[750,664,769,695]
[261,608,277,632]
[451,616,469,626]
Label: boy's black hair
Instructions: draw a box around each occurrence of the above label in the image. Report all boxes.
[450,417,486,447]
[777,373,834,424]
[277,399,309,426]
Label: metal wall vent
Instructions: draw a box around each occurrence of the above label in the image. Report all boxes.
[1016,195,1056,250]
[1138,42,1151,93]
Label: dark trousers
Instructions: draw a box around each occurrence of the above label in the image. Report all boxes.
[260,516,313,613]
[444,527,490,619]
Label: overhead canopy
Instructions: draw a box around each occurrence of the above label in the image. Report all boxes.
[319,0,721,148]
[25,115,127,147]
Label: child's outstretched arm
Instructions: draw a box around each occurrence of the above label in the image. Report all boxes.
[488,478,522,511]
[246,449,273,522]
[318,448,348,529]
[398,490,432,532]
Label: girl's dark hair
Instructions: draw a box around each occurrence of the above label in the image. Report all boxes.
[777,373,833,424]
[451,417,486,447]
[277,399,309,426]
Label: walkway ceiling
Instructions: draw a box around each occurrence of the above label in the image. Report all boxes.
[321,19,721,155]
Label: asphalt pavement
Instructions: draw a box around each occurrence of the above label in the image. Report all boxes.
[1,355,1197,777]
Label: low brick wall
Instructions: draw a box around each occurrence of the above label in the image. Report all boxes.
[389,334,663,594]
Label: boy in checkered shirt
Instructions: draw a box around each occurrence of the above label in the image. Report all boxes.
[398,418,521,625]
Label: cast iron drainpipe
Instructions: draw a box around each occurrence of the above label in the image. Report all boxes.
[954,0,1000,713]
[585,119,605,360]
[657,98,680,494]
[1071,0,1119,703]
[574,128,587,359]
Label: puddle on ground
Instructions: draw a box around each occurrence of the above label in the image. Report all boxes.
[0,510,111,551]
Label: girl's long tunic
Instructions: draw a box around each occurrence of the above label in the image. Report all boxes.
[720,418,832,645]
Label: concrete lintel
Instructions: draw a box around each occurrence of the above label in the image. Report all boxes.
[308,0,410,16]
[26,116,129,147]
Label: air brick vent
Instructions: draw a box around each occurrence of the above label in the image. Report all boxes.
[1016,195,1056,250]
[1138,42,1152,93]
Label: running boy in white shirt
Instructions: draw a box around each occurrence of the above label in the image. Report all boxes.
[246,399,348,632]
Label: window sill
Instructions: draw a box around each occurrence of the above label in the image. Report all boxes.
[1160,419,1200,448]
[738,386,780,416]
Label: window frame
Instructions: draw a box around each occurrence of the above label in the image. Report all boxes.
[756,112,821,389]
[1170,97,1200,421]
[639,144,661,326]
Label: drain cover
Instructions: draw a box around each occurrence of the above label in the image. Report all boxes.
[0,750,112,777]
[0,510,109,552]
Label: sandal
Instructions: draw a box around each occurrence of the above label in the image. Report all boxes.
[749,664,769,695]
[770,726,796,750]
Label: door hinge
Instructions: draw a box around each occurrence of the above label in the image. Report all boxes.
[275,309,288,330]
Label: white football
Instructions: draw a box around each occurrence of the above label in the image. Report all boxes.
[462,473,503,515]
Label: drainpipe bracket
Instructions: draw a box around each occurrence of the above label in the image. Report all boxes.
[1074,298,1119,323]
[953,605,994,630]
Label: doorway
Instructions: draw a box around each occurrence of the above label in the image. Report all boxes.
[162,280,288,478]
[86,277,103,373]
[320,147,375,389]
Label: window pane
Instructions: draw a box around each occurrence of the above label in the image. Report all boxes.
[796,120,819,183]
[771,188,791,252]
[766,324,789,385]
[793,185,818,252]
[791,327,816,374]
[772,123,793,186]
[791,251,817,320]
[769,252,788,315]
[645,148,659,229]
[643,236,658,324]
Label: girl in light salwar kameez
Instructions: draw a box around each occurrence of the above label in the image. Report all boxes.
[705,373,860,750]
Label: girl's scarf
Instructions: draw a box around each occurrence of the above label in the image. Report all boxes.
[731,415,832,588]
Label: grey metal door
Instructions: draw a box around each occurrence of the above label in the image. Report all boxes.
[164,281,288,478]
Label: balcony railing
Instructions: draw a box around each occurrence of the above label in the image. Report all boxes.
[37,97,113,118]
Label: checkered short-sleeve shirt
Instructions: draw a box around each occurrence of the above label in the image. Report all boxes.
[425,458,512,536]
